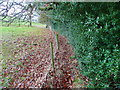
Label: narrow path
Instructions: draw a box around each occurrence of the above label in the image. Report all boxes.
[32,25,46,28]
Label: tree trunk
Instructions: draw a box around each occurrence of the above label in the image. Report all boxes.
[29,15,32,26]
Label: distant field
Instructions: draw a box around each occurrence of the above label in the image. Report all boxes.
[0,21,46,27]
[1,26,41,39]
[1,25,46,60]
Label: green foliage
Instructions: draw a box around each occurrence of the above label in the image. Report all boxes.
[48,2,120,88]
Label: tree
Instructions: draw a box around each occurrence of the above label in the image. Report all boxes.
[0,0,36,26]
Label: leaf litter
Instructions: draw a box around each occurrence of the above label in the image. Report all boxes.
[2,28,88,88]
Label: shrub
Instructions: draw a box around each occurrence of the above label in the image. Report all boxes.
[48,2,120,88]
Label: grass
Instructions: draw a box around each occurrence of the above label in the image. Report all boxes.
[1,26,36,57]
[0,25,46,60]
[1,26,38,38]
[0,24,46,87]
[32,22,46,27]
[0,21,46,27]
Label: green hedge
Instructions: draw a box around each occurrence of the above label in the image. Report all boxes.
[48,2,120,88]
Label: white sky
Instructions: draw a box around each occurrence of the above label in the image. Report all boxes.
[0,0,39,22]
[0,1,24,16]
[9,0,26,2]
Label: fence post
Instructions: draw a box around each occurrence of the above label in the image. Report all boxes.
[56,34,59,50]
[50,42,54,69]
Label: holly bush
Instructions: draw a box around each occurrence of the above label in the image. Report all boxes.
[47,2,120,88]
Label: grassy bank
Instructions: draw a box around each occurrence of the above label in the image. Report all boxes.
[0,24,45,87]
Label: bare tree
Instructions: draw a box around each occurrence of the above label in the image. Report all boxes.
[0,1,56,27]
[0,0,36,26]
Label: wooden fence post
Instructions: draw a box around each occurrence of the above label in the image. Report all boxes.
[50,42,54,69]
[56,34,59,50]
